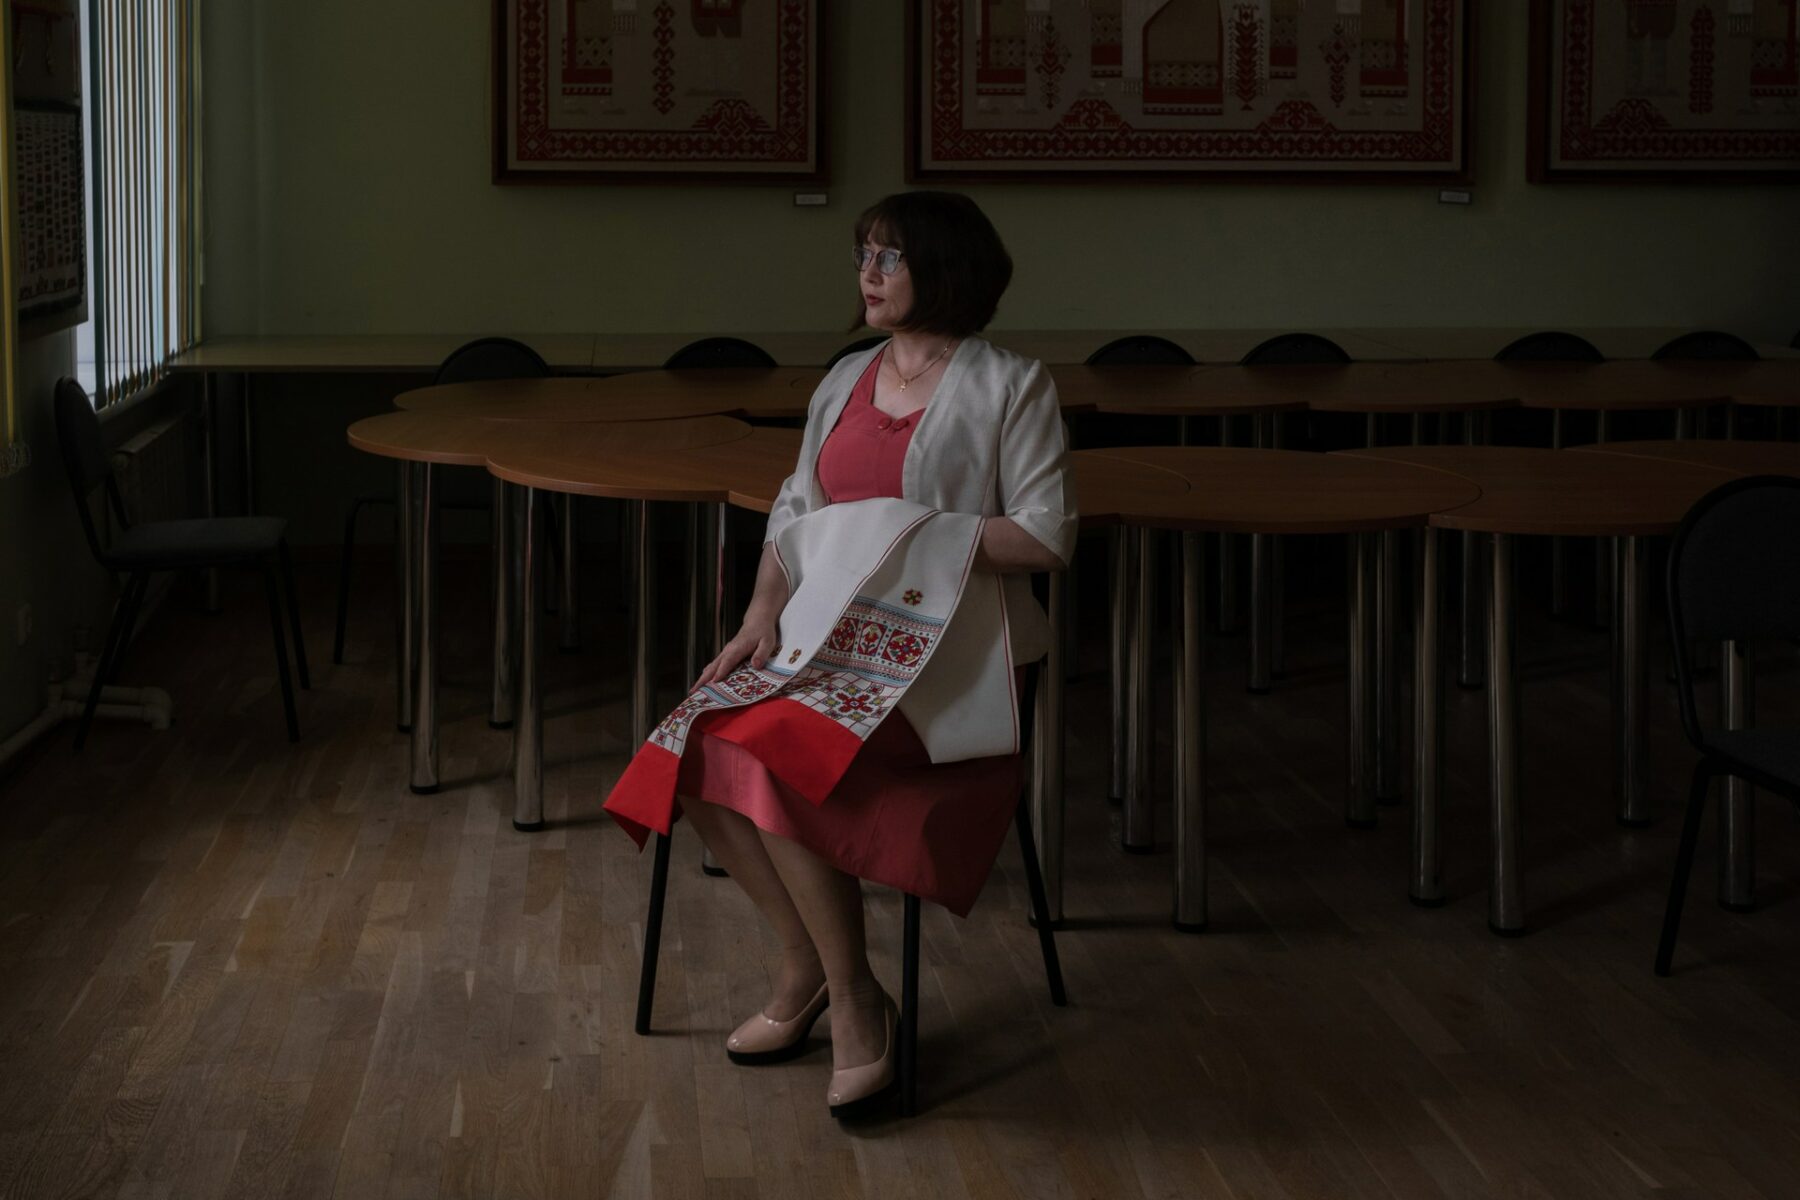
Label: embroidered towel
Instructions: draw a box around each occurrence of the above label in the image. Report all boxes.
[603,497,1018,845]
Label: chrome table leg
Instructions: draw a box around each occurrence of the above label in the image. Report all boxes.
[1412,527,1444,906]
[559,496,580,651]
[515,488,545,831]
[1123,526,1157,852]
[1347,533,1378,828]
[410,463,440,795]
[1616,535,1652,827]
[1719,639,1756,910]
[1174,531,1208,931]
[490,479,517,729]
[1487,533,1524,935]
[396,461,417,732]
[1376,528,1402,804]
[1033,569,1068,925]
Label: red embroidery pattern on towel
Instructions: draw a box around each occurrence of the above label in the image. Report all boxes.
[646,596,945,756]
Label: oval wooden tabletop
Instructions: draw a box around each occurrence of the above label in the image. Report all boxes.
[483,417,781,501]
[394,369,826,422]
[1503,361,1787,411]
[1292,362,1522,415]
[1572,437,1800,477]
[1049,365,1290,416]
[1076,363,1521,417]
[1080,447,1479,534]
[1339,445,1732,536]
[347,411,503,466]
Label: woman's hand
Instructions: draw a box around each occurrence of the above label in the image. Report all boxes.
[693,617,780,690]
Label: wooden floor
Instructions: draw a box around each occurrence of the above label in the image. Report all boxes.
[2,551,1798,1200]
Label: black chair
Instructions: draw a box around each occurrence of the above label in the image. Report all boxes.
[827,336,888,368]
[632,659,1067,1118]
[1656,475,1800,976]
[1085,335,1195,366]
[664,337,777,369]
[1241,332,1351,366]
[333,337,551,664]
[1652,330,1760,362]
[1494,331,1604,363]
[54,378,308,750]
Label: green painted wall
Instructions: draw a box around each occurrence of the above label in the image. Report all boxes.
[0,335,107,742]
[203,1,1799,341]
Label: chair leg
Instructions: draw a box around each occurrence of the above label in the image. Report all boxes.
[74,572,147,753]
[333,498,368,665]
[1656,760,1717,977]
[899,894,921,1118]
[1014,797,1068,1007]
[279,541,310,690]
[263,565,300,742]
[634,831,673,1035]
[104,571,150,686]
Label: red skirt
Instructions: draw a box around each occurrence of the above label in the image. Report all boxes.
[671,691,1024,918]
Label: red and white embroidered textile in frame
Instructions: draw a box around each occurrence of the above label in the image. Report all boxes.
[604,499,1018,846]
[499,0,821,178]
[1536,0,1800,177]
[912,0,1470,177]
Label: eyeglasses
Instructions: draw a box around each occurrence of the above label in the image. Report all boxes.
[852,246,906,274]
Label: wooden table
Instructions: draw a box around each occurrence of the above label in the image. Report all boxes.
[1506,359,1797,423]
[170,334,599,374]
[348,409,757,797]
[484,423,802,829]
[1075,447,1479,930]
[1346,326,1800,362]
[1577,437,1800,475]
[397,369,828,422]
[1339,445,1733,935]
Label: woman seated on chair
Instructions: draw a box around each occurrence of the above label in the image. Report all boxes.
[604,190,1075,1117]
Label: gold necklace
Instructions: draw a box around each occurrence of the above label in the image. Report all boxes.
[890,340,953,391]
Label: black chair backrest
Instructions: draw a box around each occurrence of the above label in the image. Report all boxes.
[826,336,887,368]
[1666,475,1800,745]
[53,377,125,562]
[1791,328,1799,350]
[1240,333,1350,366]
[1086,335,1195,366]
[433,337,550,385]
[664,337,777,369]
[1494,331,1604,363]
[1652,330,1760,362]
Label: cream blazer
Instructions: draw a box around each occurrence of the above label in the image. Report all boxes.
[764,336,1078,664]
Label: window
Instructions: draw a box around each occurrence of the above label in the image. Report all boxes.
[74,0,200,408]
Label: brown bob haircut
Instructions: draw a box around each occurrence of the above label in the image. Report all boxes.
[852,191,1013,337]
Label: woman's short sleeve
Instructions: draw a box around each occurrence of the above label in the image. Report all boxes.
[997,361,1077,565]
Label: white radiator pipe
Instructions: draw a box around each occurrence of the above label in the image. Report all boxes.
[0,657,172,770]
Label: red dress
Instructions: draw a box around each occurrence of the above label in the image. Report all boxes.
[669,352,1023,917]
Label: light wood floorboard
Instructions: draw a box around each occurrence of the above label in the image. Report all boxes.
[0,549,1796,1199]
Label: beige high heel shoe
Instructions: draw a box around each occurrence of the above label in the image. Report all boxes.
[726,982,830,1065]
[827,995,897,1119]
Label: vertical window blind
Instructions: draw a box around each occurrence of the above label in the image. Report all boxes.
[1,4,19,471]
[87,0,200,410]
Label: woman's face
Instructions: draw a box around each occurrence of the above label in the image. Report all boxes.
[858,232,913,332]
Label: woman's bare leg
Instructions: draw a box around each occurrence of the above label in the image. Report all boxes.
[679,797,824,1020]
[756,829,890,1071]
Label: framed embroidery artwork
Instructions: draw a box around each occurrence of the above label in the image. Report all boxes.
[1528,0,1800,180]
[493,0,826,182]
[906,0,1476,181]
[10,0,86,336]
